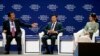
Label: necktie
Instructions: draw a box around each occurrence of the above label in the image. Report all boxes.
[51,23,55,30]
[11,22,15,37]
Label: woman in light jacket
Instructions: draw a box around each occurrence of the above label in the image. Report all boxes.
[84,13,99,40]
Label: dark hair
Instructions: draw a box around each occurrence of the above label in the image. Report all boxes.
[90,13,98,22]
[7,11,14,17]
[90,13,96,18]
[51,14,57,18]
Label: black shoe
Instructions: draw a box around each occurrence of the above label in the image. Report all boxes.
[43,51,50,54]
[18,51,22,54]
[50,52,54,54]
[4,52,9,54]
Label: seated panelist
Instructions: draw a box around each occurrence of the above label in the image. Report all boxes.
[84,13,99,40]
[2,11,38,54]
[42,15,64,54]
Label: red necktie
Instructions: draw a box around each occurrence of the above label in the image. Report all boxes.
[11,22,15,37]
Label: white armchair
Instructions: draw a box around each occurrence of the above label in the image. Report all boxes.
[2,28,25,54]
[39,31,63,54]
[74,29,99,45]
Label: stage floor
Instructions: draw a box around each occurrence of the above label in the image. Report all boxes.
[0,54,73,56]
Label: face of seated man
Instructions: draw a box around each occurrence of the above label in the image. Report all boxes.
[8,12,16,22]
[51,16,57,23]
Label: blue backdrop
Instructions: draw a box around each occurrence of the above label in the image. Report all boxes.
[0,0,100,39]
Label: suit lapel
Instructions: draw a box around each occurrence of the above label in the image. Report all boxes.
[14,20,17,28]
[49,22,52,29]
[14,20,18,31]
[7,20,10,32]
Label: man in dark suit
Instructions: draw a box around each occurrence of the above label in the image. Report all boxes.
[42,15,63,54]
[2,12,37,54]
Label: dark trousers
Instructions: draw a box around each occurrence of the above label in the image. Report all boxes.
[89,32,93,40]
[5,34,22,53]
[42,34,57,53]
[99,28,100,36]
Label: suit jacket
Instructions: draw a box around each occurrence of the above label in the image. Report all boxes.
[3,19,32,35]
[43,22,64,35]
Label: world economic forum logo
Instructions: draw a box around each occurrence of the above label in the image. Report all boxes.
[83,4,93,11]
[65,26,75,33]
[29,4,40,11]
[3,15,9,20]
[64,35,73,39]
[38,15,49,22]
[47,4,58,11]
[20,15,31,22]
[0,4,5,11]
[65,4,76,11]
[57,15,67,22]
[73,15,84,22]
[12,4,22,11]
[29,27,39,33]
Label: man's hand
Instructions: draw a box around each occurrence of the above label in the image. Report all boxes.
[53,31,58,34]
[48,30,58,34]
[3,30,7,33]
[47,30,52,33]
[31,23,38,28]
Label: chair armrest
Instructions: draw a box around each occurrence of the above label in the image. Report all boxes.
[93,30,99,37]
[2,32,6,47]
[58,33,63,37]
[39,31,45,38]
[57,32,63,54]
[57,32,63,40]
[20,28,25,41]
[20,28,25,54]
[92,29,99,42]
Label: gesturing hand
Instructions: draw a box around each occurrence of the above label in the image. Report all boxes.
[3,30,7,33]
[31,23,38,28]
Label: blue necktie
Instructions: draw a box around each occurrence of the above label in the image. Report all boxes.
[51,23,55,30]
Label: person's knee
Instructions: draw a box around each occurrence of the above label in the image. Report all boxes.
[42,37,46,41]
[6,41,11,45]
[42,35,48,40]
[51,36,56,45]
[16,40,21,45]
[17,42,22,46]
[51,36,57,40]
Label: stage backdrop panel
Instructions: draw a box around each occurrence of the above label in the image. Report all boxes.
[0,0,100,39]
